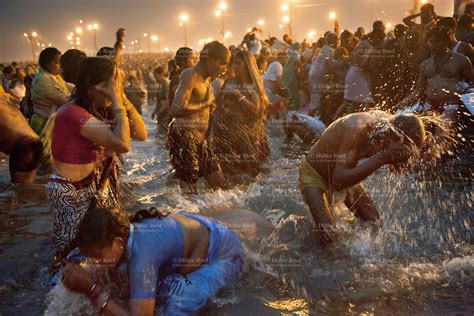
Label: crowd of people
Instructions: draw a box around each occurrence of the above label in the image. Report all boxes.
[0,1,473,314]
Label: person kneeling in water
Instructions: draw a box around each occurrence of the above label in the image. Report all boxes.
[300,112,426,245]
[61,207,245,315]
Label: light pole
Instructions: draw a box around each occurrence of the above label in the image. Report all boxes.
[281,2,294,37]
[23,32,38,61]
[179,13,189,47]
[214,2,227,42]
[151,35,159,52]
[87,23,99,54]
[143,33,151,52]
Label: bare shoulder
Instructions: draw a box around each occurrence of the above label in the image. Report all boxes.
[452,51,471,65]
[180,68,198,82]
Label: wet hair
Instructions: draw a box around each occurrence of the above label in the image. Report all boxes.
[393,115,426,149]
[60,49,87,84]
[174,47,193,69]
[74,57,115,114]
[2,65,14,76]
[394,24,408,38]
[77,207,169,251]
[437,17,457,32]
[372,20,385,31]
[199,41,229,63]
[458,15,472,30]
[420,3,435,14]
[38,47,61,70]
[426,26,452,43]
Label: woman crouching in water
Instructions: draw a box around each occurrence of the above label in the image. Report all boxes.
[61,207,245,315]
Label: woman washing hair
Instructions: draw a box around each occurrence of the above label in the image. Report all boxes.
[47,57,146,272]
[214,51,270,176]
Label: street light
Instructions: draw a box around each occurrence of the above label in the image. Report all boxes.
[215,2,227,42]
[281,2,294,36]
[143,33,151,52]
[23,31,38,61]
[180,13,190,46]
[151,35,159,52]
[87,23,99,54]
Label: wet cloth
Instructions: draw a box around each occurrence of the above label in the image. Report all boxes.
[298,158,329,192]
[167,123,221,184]
[52,104,96,164]
[344,65,373,103]
[46,168,118,256]
[127,213,245,315]
[31,68,70,118]
[286,111,326,137]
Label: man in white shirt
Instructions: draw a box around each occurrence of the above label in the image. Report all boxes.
[262,51,289,103]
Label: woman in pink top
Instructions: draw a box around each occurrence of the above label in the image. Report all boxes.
[46,57,147,272]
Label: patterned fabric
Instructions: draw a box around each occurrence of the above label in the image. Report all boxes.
[46,171,117,256]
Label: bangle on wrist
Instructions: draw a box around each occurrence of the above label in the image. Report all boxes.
[238,95,246,103]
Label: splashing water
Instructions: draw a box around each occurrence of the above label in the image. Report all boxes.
[0,105,472,315]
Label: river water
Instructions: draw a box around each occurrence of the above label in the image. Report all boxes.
[1,105,473,315]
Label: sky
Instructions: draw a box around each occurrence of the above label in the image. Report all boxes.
[0,0,454,62]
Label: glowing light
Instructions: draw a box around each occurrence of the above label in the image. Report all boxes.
[151,35,158,41]
[180,13,189,23]
[257,19,265,26]
[143,33,148,37]
[134,40,138,43]
[421,0,428,3]
[48,43,52,47]
[214,10,222,17]
[79,19,83,24]
[23,33,28,37]
[278,24,284,29]
[329,11,337,20]
[32,32,37,37]
[307,30,316,39]
[67,35,72,41]
[281,4,289,12]
[138,49,143,53]
[387,22,393,29]
[93,23,98,29]
[164,47,169,52]
[76,27,83,34]
[224,31,232,39]
[130,41,135,45]
[246,27,252,32]
[87,24,93,30]
[283,15,290,23]
[218,2,227,10]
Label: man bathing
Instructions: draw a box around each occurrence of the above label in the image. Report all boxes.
[299,111,426,245]
[398,27,473,117]
[168,41,230,194]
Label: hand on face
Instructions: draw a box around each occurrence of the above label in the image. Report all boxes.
[93,67,123,105]
[61,263,94,294]
[384,141,411,165]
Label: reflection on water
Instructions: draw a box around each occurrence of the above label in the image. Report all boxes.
[0,105,473,315]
